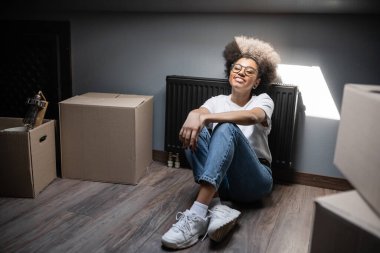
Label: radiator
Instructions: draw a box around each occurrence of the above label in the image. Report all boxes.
[165,75,300,170]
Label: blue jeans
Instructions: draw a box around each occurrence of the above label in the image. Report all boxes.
[185,123,273,203]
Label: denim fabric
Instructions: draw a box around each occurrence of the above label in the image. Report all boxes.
[185,123,273,203]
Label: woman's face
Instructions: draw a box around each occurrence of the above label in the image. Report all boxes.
[228,57,260,93]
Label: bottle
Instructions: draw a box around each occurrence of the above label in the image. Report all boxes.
[174,153,180,168]
[167,152,173,167]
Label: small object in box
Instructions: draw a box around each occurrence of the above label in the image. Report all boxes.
[23,91,48,129]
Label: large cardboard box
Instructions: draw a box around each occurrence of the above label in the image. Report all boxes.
[59,92,153,184]
[0,118,57,197]
[334,84,380,215]
[309,191,380,253]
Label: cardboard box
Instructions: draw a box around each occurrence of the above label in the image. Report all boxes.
[59,92,153,184]
[0,117,57,197]
[334,84,380,215]
[309,190,380,253]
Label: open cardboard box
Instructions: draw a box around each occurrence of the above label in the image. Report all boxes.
[0,117,56,197]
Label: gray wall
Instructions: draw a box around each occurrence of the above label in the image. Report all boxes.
[3,12,380,178]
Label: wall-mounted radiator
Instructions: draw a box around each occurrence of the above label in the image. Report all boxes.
[165,75,301,170]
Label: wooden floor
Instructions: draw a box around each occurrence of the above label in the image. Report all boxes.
[0,162,339,253]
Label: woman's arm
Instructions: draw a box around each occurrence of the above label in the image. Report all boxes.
[179,107,210,151]
[201,108,268,127]
[179,107,268,151]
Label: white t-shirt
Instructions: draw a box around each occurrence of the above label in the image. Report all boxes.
[201,93,274,163]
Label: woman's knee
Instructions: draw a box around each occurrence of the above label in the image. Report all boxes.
[213,122,238,134]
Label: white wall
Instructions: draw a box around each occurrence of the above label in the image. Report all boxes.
[3,12,380,178]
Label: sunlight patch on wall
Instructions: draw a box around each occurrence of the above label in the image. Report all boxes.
[277,64,340,120]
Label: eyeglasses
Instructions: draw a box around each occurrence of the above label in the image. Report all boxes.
[231,64,258,77]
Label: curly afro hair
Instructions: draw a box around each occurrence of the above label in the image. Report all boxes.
[223,36,281,85]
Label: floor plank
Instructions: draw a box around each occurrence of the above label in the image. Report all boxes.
[0,162,338,253]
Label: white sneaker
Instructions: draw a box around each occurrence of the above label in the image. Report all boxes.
[207,204,241,242]
[161,210,210,249]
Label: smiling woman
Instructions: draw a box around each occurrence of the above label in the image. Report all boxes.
[161,35,281,250]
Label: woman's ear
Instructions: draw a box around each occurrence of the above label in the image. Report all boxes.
[255,78,261,86]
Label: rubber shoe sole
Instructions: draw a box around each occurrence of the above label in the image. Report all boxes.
[161,234,202,249]
[209,218,238,242]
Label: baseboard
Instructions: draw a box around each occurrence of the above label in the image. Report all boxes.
[153,149,168,164]
[271,168,353,191]
[152,150,353,191]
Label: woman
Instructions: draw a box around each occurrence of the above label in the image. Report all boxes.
[162,35,280,250]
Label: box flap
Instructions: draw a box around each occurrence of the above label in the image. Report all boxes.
[118,94,153,100]
[80,92,119,98]
[60,95,147,108]
[346,84,380,100]
[316,190,380,238]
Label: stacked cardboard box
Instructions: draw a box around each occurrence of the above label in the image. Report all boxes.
[59,92,153,185]
[309,84,380,252]
[0,118,57,197]
[310,191,380,253]
[334,84,380,215]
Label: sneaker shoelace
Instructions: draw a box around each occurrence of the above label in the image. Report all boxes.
[203,207,237,241]
[201,213,212,241]
[172,212,197,236]
[172,212,211,241]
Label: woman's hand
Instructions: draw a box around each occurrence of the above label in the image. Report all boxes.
[179,109,208,151]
